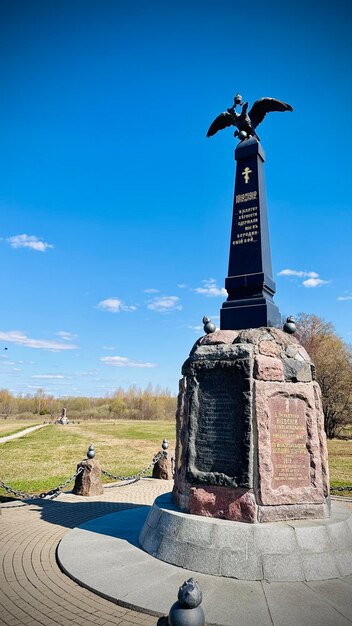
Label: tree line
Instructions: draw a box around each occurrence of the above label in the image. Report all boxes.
[0,314,351,437]
[0,384,177,422]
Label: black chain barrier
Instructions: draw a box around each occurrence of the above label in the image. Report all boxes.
[101,450,166,487]
[0,449,168,499]
[0,466,84,501]
[330,486,352,492]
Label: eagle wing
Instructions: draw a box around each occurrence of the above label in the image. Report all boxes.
[206,110,235,137]
[249,98,293,129]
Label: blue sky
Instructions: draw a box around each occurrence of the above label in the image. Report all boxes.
[0,0,351,397]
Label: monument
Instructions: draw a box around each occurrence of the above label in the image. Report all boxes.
[171,93,329,522]
[57,407,69,425]
[139,93,352,581]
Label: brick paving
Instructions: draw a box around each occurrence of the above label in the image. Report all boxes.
[0,479,173,626]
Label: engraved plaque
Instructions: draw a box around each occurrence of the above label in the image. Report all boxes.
[269,396,310,489]
[187,364,250,486]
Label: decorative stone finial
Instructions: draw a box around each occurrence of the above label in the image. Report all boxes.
[168,578,205,626]
[162,439,169,451]
[87,444,95,459]
[283,316,296,334]
[202,316,216,334]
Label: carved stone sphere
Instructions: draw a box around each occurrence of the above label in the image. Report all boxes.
[202,316,216,334]
[283,316,296,335]
[168,604,205,626]
[87,444,96,459]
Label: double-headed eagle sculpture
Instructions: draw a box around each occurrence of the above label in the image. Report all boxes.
[206,93,293,142]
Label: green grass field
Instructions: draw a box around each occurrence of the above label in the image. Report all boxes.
[0,420,175,496]
[0,421,40,438]
[0,419,350,499]
[326,438,352,495]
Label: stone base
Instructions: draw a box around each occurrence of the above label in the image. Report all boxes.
[189,486,257,523]
[72,458,104,496]
[181,485,330,523]
[173,327,330,524]
[139,493,352,581]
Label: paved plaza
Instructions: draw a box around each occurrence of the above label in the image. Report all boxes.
[1,480,352,626]
[0,479,172,626]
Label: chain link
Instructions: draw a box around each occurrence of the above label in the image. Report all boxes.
[330,485,352,492]
[0,466,84,500]
[101,450,165,482]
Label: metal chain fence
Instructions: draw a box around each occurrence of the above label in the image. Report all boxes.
[101,450,166,484]
[0,448,170,499]
[0,466,84,500]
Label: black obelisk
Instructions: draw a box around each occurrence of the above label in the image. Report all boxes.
[220,137,281,330]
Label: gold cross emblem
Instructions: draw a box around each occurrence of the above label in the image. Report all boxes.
[242,167,252,184]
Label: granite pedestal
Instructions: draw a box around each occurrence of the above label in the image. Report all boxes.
[139,493,352,581]
[173,327,330,524]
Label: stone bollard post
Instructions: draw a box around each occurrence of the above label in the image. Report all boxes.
[72,444,104,496]
[166,578,205,626]
[152,439,173,480]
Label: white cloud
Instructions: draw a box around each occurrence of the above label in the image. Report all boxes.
[337,295,352,301]
[278,269,329,289]
[102,345,115,350]
[278,269,319,278]
[147,295,182,313]
[177,283,188,289]
[7,234,53,252]
[194,278,227,297]
[56,331,77,341]
[100,356,156,368]
[0,331,78,351]
[31,374,66,379]
[144,288,159,293]
[302,278,329,288]
[97,298,137,313]
[188,325,203,334]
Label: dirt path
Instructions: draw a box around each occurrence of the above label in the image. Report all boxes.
[0,423,49,445]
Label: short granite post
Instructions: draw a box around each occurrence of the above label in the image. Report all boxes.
[152,452,173,480]
[72,457,104,496]
[152,440,173,480]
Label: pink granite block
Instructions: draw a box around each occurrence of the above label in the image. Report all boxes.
[259,341,281,357]
[189,486,257,523]
[254,381,325,509]
[255,355,284,381]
